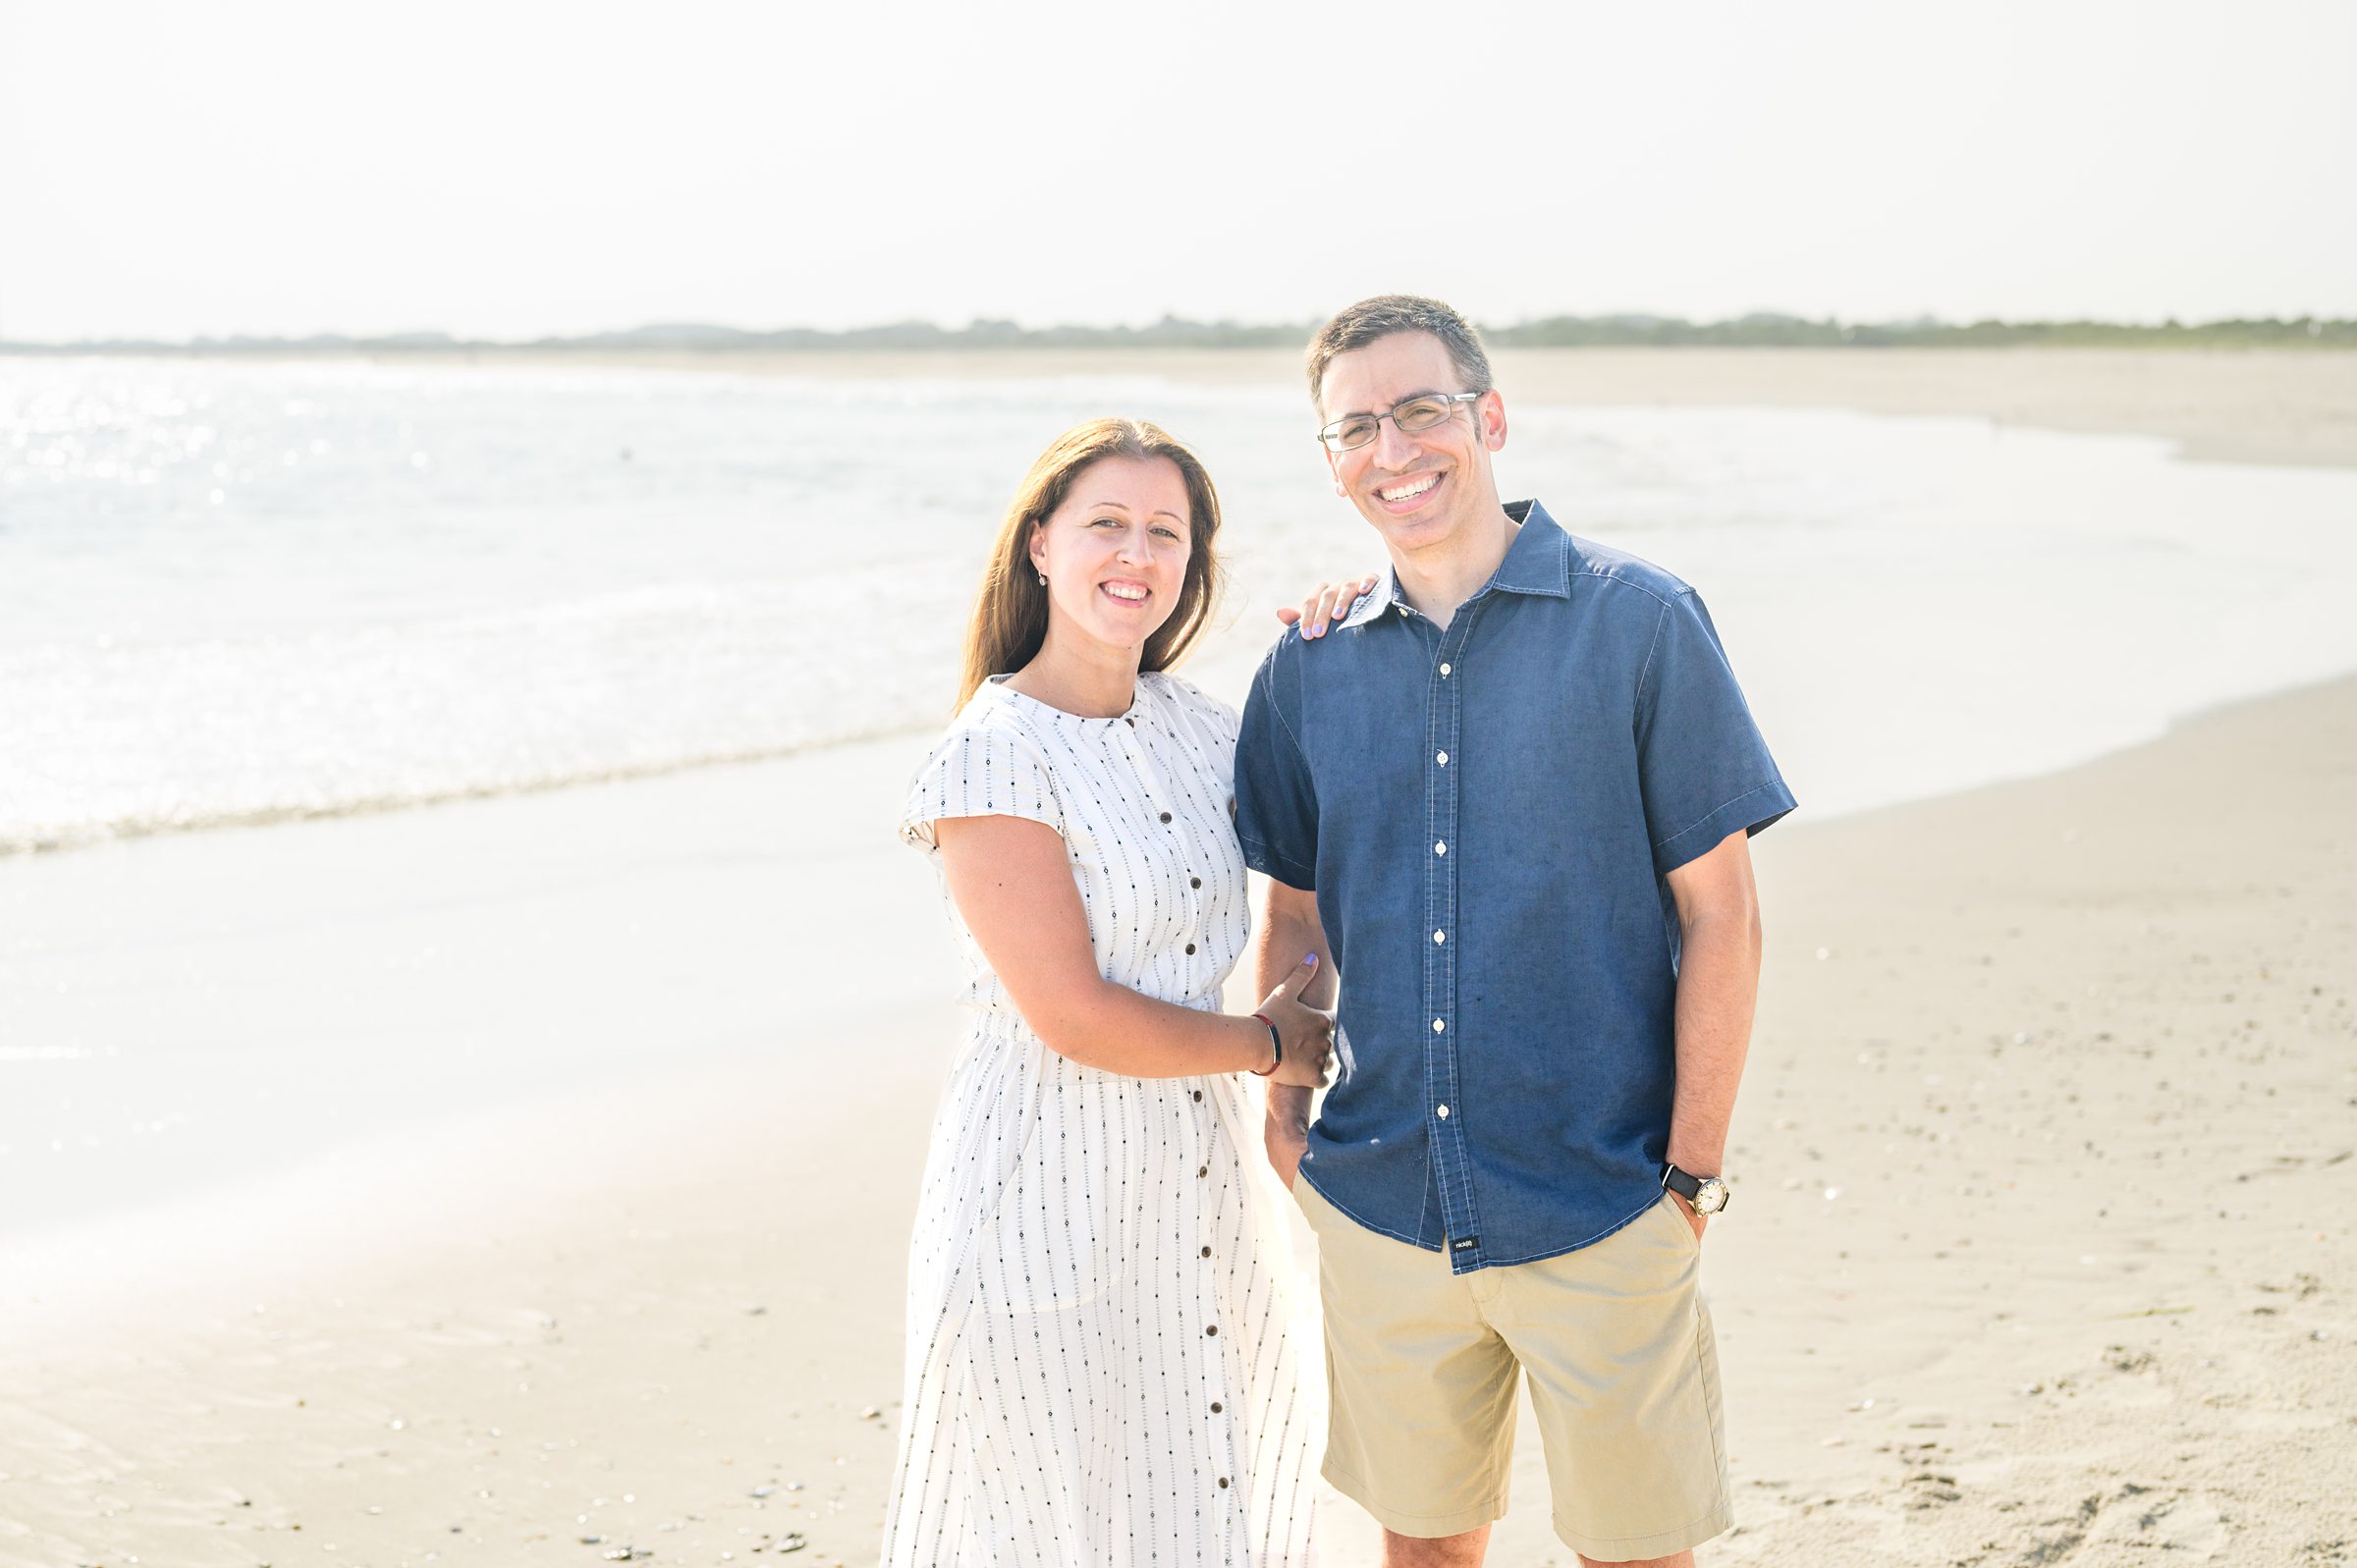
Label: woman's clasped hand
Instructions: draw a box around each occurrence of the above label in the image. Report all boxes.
[1255,952,1337,1088]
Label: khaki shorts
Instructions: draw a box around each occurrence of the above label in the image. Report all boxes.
[1294,1177,1732,1560]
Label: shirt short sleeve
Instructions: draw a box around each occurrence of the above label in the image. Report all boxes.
[899,719,1064,854]
[1636,589,1795,875]
[1233,647,1319,889]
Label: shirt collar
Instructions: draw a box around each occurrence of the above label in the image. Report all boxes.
[1332,498,1571,629]
[1489,499,1574,597]
[1336,571,1401,629]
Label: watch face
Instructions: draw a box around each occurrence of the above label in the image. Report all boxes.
[1693,1178,1728,1215]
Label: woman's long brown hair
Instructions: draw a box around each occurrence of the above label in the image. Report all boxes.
[955,417,1225,709]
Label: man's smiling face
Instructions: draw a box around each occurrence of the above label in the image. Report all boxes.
[1317,329,1507,559]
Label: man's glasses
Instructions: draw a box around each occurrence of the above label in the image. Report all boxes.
[1318,391,1485,454]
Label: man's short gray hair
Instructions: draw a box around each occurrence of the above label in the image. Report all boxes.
[1304,295,1495,409]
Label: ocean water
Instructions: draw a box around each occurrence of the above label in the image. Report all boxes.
[7,356,2357,857]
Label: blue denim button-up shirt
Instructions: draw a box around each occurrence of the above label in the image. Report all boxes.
[1235,501,1795,1273]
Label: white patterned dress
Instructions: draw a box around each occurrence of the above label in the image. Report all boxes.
[884,671,1321,1568]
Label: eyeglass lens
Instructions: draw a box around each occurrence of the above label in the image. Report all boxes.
[1328,397,1459,451]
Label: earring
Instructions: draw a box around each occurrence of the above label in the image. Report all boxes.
[1036,570,1047,585]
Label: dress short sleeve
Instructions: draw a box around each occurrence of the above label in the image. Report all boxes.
[900,719,1065,854]
[1636,588,1795,875]
[1150,671,1242,755]
[1204,685,1242,749]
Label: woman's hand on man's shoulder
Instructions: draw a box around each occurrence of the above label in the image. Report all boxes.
[1275,574,1379,641]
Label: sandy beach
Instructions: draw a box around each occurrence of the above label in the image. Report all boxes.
[4,351,2354,1567]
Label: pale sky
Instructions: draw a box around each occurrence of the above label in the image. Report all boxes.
[2,0,2351,344]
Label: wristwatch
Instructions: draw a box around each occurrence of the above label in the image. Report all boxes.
[1662,1162,1729,1217]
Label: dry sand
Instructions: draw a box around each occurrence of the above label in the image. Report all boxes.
[1708,675,2357,1565]
[3,351,2354,1567]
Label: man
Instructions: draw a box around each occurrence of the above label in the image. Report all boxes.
[1236,296,1793,1568]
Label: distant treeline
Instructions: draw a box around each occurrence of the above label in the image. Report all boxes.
[1497,313,2356,350]
[8,312,2353,354]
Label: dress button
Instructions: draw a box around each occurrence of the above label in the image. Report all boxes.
[1210,1400,1223,1414]
[1159,811,1173,824]
[1191,1090,1203,1102]
[1197,1165,1209,1177]
[1218,1477,1231,1488]
[1125,717,1135,728]
[1185,943,1196,955]
[1201,1245,1213,1258]
[1189,876,1201,889]
[1206,1324,1218,1335]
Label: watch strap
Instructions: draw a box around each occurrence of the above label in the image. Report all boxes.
[1662,1162,1728,1211]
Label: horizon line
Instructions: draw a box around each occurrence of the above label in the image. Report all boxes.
[5,309,2354,354]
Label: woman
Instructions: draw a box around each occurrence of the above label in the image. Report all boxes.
[885,418,1331,1567]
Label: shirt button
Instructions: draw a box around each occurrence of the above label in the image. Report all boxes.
[1198,1164,1209,1177]
[1218,1477,1231,1488]
[1433,1018,1447,1033]
[1210,1400,1223,1413]
[1436,1104,1451,1118]
[1201,1245,1213,1258]
[1206,1324,1219,1336]
[1189,876,1201,889]
[1436,750,1449,765]
[1185,943,1197,955]
[1159,811,1173,824]
[1124,717,1135,727]
[1192,1090,1203,1102]
[1440,662,1453,676]
[1434,930,1447,945]
[1434,840,1447,856]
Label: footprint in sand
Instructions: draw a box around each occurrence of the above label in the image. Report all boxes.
[2017,1484,2229,1563]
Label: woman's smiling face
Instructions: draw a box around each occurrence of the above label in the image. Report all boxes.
[1027,454,1194,651]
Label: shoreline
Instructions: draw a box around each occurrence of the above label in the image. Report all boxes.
[9,345,2354,870]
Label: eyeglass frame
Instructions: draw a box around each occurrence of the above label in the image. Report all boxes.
[1316,390,1488,454]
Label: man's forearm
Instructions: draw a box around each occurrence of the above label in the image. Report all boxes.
[1254,888,1334,1175]
[1253,893,1337,1019]
[1266,1082,1312,1145]
[1666,906,1762,1174]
